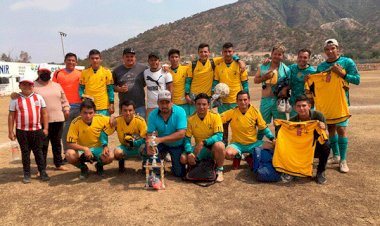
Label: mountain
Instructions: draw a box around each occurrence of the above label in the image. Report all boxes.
[101,0,380,67]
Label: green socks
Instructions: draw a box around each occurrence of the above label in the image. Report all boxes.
[329,134,339,157]
[338,137,348,160]
[216,166,224,172]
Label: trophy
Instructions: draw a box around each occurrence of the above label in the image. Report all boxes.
[144,131,165,190]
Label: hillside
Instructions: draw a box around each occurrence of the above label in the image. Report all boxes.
[101,0,380,67]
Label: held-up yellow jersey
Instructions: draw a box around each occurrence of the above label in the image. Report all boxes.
[170,64,190,105]
[188,57,224,96]
[214,61,248,103]
[67,114,114,148]
[273,119,328,177]
[186,110,223,144]
[115,115,147,146]
[80,66,113,110]
[220,105,267,144]
[305,71,350,124]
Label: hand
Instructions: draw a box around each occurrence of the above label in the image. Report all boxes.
[319,122,326,130]
[109,115,117,127]
[108,104,115,115]
[43,128,48,137]
[304,74,310,82]
[277,86,289,98]
[185,95,193,104]
[102,146,110,157]
[262,58,271,65]
[263,70,274,81]
[193,142,204,156]
[8,132,16,141]
[119,84,128,93]
[187,153,196,166]
[271,139,276,147]
[64,110,70,121]
[238,60,246,72]
[330,64,346,78]
[146,145,157,156]
[162,64,170,72]
[83,147,93,160]
[10,92,20,100]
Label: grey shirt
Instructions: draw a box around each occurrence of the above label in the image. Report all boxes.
[112,63,147,108]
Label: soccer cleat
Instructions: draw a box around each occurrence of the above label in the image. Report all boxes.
[23,174,31,184]
[39,171,50,181]
[277,99,286,113]
[232,158,241,170]
[285,99,292,113]
[95,163,104,176]
[164,153,172,162]
[280,173,294,183]
[79,165,89,180]
[328,155,341,164]
[216,170,224,182]
[118,160,125,173]
[339,160,349,173]
[316,171,327,184]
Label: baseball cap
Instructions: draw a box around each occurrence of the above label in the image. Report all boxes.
[37,63,52,74]
[157,90,172,101]
[324,39,339,48]
[19,74,34,85]
[148,52,160,59]
[123,47,136,55]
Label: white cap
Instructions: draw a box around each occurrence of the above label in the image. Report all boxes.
[19,74,34,84]
[157,90,172,101]
[37,63,51,74]
[324,39,339,48]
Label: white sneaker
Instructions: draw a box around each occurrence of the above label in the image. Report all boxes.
[277,99,286,113]
[164,153,172,162]
[328,155,341,164]
[339,160,349,173]
[216,171,224,182]
[285,99,292,113]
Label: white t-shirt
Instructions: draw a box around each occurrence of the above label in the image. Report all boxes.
[144,68,172,108]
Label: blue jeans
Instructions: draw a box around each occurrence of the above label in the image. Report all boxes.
[157,143,186,177]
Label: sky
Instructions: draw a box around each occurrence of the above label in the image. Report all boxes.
[0,0,237,63]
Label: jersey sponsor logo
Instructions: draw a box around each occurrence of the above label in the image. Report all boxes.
[147,86,159,91]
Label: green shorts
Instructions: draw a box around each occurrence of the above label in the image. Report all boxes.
[116,144,140,159]
[227,140,264,158]
[78,146,103,161]
[218,103,237,114]
[96,109,110,116]
[177,104,192,117]
[336,119,349,127]
[260,96,286,124]
[195,147,213,161]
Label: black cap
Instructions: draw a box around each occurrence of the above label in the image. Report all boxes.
[123,47,136,55]
[148,52,160,59]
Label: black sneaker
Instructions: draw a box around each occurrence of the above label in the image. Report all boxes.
[39,171,50,181]
[79,165,89,180]
[118,160,125,173]
[23,174,31,184]
[95,163,104,176]
[316,171,327,184]
[62,157,68,165]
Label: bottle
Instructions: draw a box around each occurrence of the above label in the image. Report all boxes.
[10,141,20,161]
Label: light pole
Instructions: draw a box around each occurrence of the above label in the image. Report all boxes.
[59,31,67,58]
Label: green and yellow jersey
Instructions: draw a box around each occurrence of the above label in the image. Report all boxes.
[170,64,190,105]
[186,110,223,144]
[115,115,147,146]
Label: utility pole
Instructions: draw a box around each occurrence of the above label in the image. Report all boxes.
[59,31,67,58]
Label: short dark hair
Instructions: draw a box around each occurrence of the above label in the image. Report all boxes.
[80,98,96,112]
[198,43,210,51]
[298,48,311,57]
[295,95,311,104]
[168,49,180,58]
[89,49,101,57]
[222,42,234,49]
[236,90,250,100]
[64,52,77,61]
[194,93,210,103]
[120,100,136,109]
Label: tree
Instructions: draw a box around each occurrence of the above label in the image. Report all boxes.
[18,51,31,63]
[0,53,12,62]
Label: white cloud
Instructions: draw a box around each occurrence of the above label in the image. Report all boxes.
[146,0,164,3]
[10,0,73,11]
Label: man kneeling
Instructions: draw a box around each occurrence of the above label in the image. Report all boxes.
[181,93,225,182]
[66,99,115,179]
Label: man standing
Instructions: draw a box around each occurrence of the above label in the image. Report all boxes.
[53,52,82,155]
[112,48,148,117]
[144,52,173,119]
[65,99,115,179]
[146,90,187,177]
[316,39,360,173]
[181,93,225,182]
[221,91,274,166]
[80,49,114,116]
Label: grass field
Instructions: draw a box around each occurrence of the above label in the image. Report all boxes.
[0,71,379,225]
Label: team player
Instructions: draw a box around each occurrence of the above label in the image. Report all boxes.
[144,52,173,119]
[185,43,245,115]
[167,49,192,116]
[254,44,290,125]
[112,48,148,117]
[316,39,360,173]
[113,100,147,173]
[220,90,275,168]
[53,52,82,155]
[181,93,225,182]
[80,49,114,116]
[65,99,115,179]
[213,42,249,144]
[8,75,50,183]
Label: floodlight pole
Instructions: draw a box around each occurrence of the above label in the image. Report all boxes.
[59,31,67,58]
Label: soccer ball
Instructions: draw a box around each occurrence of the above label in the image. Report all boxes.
[214,83,230,98]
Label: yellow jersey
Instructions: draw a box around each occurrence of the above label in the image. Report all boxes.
[186,110,223,144]
[188,57,224,96]
[273,119,328,177]
[80,66,113,110]
[115,115,147,146]
[67,114,114,148]
[305,71,350,124]
[170,64,190,105]
[220,105,267,144]
[214,61,248,103]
